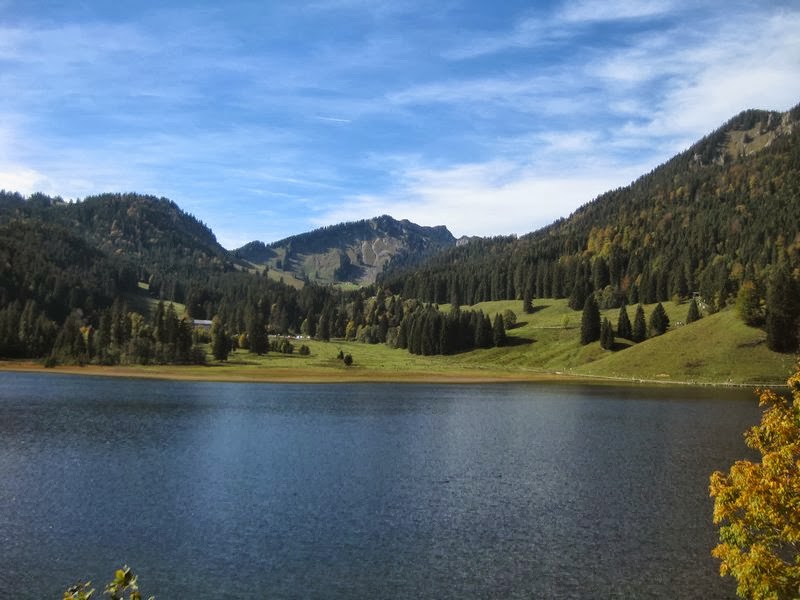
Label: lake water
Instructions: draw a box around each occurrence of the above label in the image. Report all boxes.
[0,372,762,599]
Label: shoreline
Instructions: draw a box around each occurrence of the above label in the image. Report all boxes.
[0,360,782,389]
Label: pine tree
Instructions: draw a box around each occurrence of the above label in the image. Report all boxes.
[580,295,601,345]
[523,287,534,314]
[474,311,492,349]
[153,300,166,343]
[765,266,800,352]
[569,282,587,311]
[246,305,268,355]
[316,306,331,341]
[211,316,231,361]
[616,303,632,340]
[649,302,670,337]
[632,304,647,343]
[686,297,701,324]
[600,317,614,350]
[396,317,409,349]
[492,313,507,347]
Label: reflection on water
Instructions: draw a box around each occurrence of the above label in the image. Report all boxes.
[0,372,758,599]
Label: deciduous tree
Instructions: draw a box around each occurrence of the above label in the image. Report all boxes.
[64,565,154,600]
[502,309,517,330]
[736,281,763,326]
[709,370,800,599]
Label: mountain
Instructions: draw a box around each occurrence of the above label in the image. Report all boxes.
[0,191,246,302]
[235,215,456,286]
[380,103,800,315]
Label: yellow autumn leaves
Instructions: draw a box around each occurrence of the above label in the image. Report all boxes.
[710,371,800,599]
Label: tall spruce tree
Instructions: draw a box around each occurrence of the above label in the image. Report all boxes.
[686,297,701,324]
[211,316,231,361]
[616,303,632,340]
[600,317,614,350]
[474,312,493,349]
[246,305,268,355]
[632,305,647,343]
[765,266,800,352]
[523,287,534,314]
[580,295,601,345]
[492,313,507,347]
[649,302,670,337]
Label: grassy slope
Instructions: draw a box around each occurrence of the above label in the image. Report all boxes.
[12,297,792,385]
[124,283,187,320]
[575,309,795,385]
[445,298,794,385]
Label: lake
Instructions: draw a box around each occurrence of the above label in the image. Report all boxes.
[0,372,761,599]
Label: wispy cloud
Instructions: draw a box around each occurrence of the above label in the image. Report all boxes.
[314,116,353,124]
[0,1,798,248]
[558,0,675,23]
[313,157,646,238]
[442,16,564,61]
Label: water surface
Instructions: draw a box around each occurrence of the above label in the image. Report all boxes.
[0,372,760,598]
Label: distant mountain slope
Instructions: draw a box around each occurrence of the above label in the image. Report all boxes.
[236,215,456,285]
[380,102,800,311]
[0,219,138,323]
[0,191,245,300]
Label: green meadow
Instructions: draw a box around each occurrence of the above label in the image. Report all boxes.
[25,297,791,387]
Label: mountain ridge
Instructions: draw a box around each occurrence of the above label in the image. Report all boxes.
[235,214,456,286]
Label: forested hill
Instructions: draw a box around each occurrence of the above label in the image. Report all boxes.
[0,192,244,300]
[235,215,456,286]
[379,103,800,312]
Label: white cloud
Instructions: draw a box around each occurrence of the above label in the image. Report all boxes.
[442,16,562,60]
[559,0,675,23]
[443,0,676,61]
[0,167,51,196]
[604,10,800,144]
[313,159,644,238]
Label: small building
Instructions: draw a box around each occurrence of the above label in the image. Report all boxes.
[192,319,213,330]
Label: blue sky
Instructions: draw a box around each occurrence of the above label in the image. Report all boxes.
[1,1,799,248]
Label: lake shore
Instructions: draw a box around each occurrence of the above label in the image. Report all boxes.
[0,359,778,388]
[0,360,578,384]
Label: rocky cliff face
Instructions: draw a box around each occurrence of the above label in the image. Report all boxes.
[236,215,456,286]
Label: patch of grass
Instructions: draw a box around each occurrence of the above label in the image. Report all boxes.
[123,288,187,320]
[264,268,305,289]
